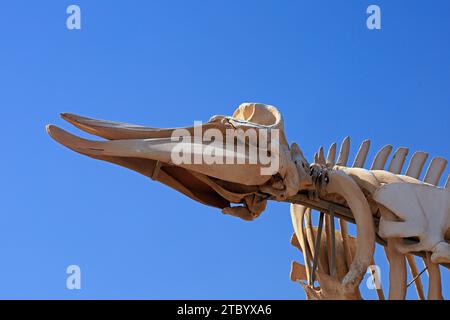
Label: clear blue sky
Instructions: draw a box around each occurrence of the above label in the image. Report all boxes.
[0,0,449,299]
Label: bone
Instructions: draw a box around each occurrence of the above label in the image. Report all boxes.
[290,233,301,250]
[378,188,407,300]
[189,171,249,203]
[334,231,350,282]
[317,147,326,165]
[384,242,407,300]
[290,204,313,284]
[327,138,356,288]
[325,170,375,290]
[378,204,407,300]
[290,143,314,190]
[378,217,425,239]
[46,125,273,187]
[339,139,370,289]
[339,220,353,270]
[423,157,448,186]
[222,206,254,221]
[352,140,371,168]
[60,112,175,140]
[61,112,236,141]
[290,261,308,282]
[406,255,425,300]
[370,145,393,170]
[304,209,319,269]
[424,253,444,300]
[46,125,190,166]
[297,226,356,287]
[403,151,434,301]
[387,147,409,174]
[405,151,429,179]
[375,183,449,251]
[336,136,350,166]
[431,242,450,264]
[367,262,385,300]
[326,143,337,167]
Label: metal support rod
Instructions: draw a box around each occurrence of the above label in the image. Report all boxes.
[329,207,336,278]
[406,255,425,300]
[311,211,325,284]
[151,161,162,180]
[407,267,428,288]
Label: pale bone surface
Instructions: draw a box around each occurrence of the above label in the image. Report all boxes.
[47,103,449,300]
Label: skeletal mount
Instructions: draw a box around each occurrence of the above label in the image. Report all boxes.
[47,103,450,300]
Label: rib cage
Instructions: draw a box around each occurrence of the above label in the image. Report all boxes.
[291,136,449,300]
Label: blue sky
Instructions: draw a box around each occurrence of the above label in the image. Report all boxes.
[0,0,449,299]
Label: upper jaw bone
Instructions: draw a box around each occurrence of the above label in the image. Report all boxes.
[60,112,203,140]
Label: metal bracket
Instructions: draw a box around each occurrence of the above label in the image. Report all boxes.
[151,161,162,180]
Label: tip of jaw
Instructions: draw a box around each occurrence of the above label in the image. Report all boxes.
[44,124,105,155]
[60,113,98,129]
[60,113,77,121]
[46,124,70,140]
[46,124,67,141]
[46,124,55,136]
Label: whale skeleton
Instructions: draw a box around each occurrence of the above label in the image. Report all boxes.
[47,103,449,300]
